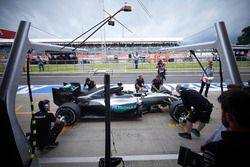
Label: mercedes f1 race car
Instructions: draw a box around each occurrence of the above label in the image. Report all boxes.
[52,82,187,125]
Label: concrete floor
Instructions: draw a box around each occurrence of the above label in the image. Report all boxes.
[16,91,222,167]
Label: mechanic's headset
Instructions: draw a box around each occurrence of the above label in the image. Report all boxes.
[38,99,50,112]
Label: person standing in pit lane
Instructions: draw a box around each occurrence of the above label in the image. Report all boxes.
[199,60,214,97]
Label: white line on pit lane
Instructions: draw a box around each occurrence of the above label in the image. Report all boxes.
[39,154,179,164]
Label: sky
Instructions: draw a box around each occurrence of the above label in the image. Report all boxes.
[0,0,249,44]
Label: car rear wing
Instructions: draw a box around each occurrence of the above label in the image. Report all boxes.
[52,82,81,106]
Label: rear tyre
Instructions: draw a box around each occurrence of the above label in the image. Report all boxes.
[56,102,80,126]
[169,100,187,122]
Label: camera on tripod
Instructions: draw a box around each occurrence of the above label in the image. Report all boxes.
[178,146,204,167]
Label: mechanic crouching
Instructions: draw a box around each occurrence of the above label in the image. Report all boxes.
[83,77,97,92]
[32,100,65,150]
[176,85,213,139]
[135,74,145,93]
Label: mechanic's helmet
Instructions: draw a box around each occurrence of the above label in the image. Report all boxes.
[85,78,90,82]
[176,84,185,93]
[38,99,50,112]
[117,82,123,87]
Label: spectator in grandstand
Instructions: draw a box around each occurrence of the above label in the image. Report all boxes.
[38,56,44,72]
[199,60,214,97]
[151,75,163,93]
[135,74,145,93]
[133,52,139,69]
[201,89,250,166]
[83,78,96,92]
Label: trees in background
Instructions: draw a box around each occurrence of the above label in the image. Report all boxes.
[237,26,250,45]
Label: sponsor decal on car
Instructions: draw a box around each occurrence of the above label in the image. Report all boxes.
[111,103,137,112]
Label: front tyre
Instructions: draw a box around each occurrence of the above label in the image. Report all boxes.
[56,102,80,126]
[169,100,187,122]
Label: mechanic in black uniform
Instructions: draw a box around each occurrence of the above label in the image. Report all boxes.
[33,100,65,150]
[158,64,166,82]
[176,84,213,139]
[84,78,96,91]
[201,89,250,167]
[151,75,163,93]
[135,74,145,93]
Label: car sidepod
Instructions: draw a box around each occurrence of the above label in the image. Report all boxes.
[110,98,142,117]
[90,96,142,118]
[140,93,172,111]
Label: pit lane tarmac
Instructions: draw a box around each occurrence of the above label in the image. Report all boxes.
[16,92,222,167]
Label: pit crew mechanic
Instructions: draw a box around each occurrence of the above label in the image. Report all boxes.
[176,85,213,139]
[151,75,163,93]
[135,74,145,93]
[32,100,65,150]
[83,77,97,92]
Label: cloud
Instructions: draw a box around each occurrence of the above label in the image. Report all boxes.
[0,0,249,44]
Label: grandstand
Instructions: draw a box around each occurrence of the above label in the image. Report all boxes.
[0,37,182,63]
[1,37,249,63]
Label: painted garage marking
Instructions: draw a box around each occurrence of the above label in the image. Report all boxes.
[167,123,181,127]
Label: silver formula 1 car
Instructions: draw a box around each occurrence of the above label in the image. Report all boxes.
[52,82,187,125]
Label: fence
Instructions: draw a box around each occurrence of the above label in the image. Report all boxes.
[0,56,249,73]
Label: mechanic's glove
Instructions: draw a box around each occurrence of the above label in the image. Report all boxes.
[186,110,191,119]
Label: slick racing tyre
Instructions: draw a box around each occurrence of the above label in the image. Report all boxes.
[56,102,80,125]
[169,100,187,122]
